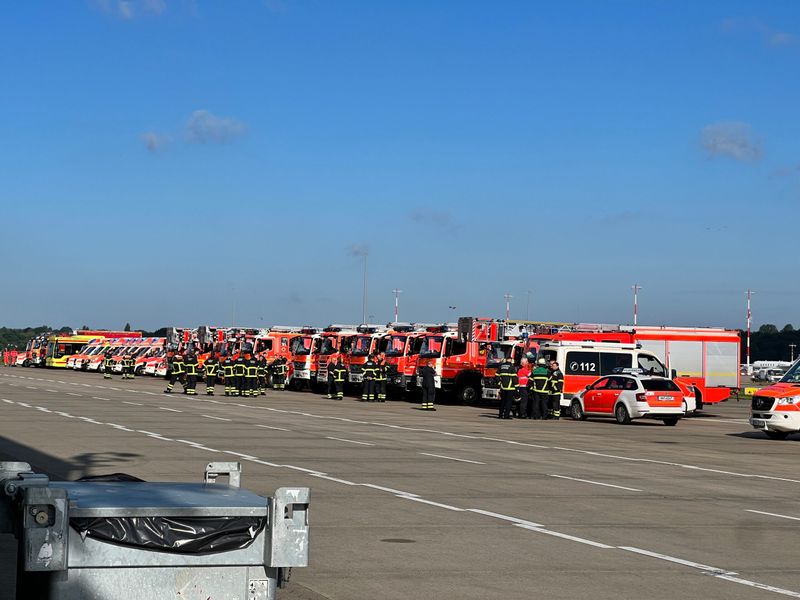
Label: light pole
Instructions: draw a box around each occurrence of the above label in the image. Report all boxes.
[504,294,513,320]
[361,250,368,325]
[790,344,796,363]
[632,284,642,326]
[746,289,754,373]
[392,289,402,323]
[526,290,532,321]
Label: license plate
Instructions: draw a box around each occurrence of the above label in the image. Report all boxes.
[350,374,363,383]
[658,395,672,401]
[484,389,499,399]
[393,377,402,385]
[750,418,767,429]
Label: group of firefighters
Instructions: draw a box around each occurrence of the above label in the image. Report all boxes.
[2,349,19,366]
[94,346,564,416]
[496,357,564,420]
[156,349,289,397]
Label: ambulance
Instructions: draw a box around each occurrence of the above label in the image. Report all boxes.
[749,359,800,440]
[44,334,104,368]
[536,340,696,415]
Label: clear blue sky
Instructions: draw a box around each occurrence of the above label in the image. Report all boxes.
[2,1,798,331]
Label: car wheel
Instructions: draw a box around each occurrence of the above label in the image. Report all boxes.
[570,400,586,421]
[765,431,790,440]
[614,403,631,425]
[663,417,679,426]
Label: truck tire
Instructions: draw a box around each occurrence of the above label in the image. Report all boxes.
[765,431,790,440]
[457,383,479,405]
[663,417,679,426]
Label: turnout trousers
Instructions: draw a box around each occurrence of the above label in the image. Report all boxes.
[421,386,435,409]
[499,389,515,419]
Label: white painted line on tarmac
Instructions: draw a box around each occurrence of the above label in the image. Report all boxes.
[25,386,36,390]
[255,424,291,431]
[2,399,12,404]
[418,452,485,465]
[122,401,143,406]
[243,458,283,468]
[360,483,419,497]
[517,525,614,549]
[714,575,800,598]
[159,407,182,413]
[618,546,734,575]
[92,397,110,401]
[17,402,30,408]
[45,389,58,393]
[745,509,800,522]
[398,496,465,512]
[311,474,357,485]
[201,414,231,422]
[223,451,258,460]
[326,436,374,446]
[66,392,82,397]
[548,474,642,492]
[35,407,52,413]
[79,417,104,424]
[467,509,543,528]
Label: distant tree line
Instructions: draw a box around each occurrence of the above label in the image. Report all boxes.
[745,324,800,363]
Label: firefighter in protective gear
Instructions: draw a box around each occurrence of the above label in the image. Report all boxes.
[529,358,550,420]
[245,353,259,397]
[325,359,337,399]
[272,357,287,390]
[375,354,388,402]
[331,357,347,400]
[103,350,114,380]
[548,361,564,419]
[234,353,247,396]
[184,351,199,395]
[496,357,518,419]
[361,355,377,401]
[257,353,267,395]
[204,353,219,395]
[222,354,235,396]
[165,352,186,393]
[419,364,437,411]
[122,354,135,380]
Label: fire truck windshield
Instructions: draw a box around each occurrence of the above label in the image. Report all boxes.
[780,361,800,383]
[487,343,513,365]
[291,336,314,356]
[350,336,372,357]
[319,337,338,355]
[419,336,445,358]
[384,335,406,357]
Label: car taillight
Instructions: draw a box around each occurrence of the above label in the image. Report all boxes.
[636,393,647,402]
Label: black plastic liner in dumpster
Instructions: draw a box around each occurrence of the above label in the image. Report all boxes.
[70,515,266,554]
[69,472,266,554]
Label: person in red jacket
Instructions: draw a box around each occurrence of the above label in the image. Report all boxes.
[516,358,532,418]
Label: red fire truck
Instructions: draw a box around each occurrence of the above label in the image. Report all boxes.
[315,326,359,387]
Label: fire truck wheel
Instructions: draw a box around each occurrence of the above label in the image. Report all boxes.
[570,400,586,421]
[662,417,679,426]
[614,403,631,425]
[457,383,479,405]
[765,431,790,440]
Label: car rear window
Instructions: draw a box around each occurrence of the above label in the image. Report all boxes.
[641,379,680,392]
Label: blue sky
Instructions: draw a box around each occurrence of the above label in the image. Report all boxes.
[2,1,798,331]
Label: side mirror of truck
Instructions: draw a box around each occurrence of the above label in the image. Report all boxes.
[671,369,677,379]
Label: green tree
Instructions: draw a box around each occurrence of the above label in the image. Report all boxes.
[124,323,131,332]
[782,324,795,333]
[759,324,779,335]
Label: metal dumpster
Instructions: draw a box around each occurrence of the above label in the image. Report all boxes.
[0,461,310,599]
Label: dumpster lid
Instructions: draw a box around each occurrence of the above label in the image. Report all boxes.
[59,482,269,518]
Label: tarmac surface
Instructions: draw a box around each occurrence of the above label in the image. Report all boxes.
[0,367,798,599]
